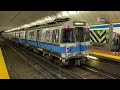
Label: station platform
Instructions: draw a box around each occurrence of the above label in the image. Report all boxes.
[0,48,10,79]
[89,49,120,62]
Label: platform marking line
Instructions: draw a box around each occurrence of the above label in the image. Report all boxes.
[0,48,10,79]
[89,52,120,60]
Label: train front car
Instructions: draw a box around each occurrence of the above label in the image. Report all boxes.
[60,20,90,66]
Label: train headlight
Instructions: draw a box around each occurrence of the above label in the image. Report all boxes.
[62,59,65,62]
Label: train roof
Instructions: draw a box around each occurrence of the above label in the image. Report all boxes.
[26,18,87,31]
[6,18,87,32]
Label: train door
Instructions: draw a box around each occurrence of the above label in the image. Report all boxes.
[37,30,42,48]
[25,31,27,43]
[74,27,90,54]
[74,27,84,43]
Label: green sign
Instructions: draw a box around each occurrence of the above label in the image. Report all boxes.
[106,29,110,32]
[98,30,103,34]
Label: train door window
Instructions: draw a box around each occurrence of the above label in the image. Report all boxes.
[55,29,59,43]
[26,31,29,39]
[48,31,50,42]
[37,30,42,41]
[18,32,20,38]
[62,28,73,43]
[84,28,90,41]
[45,31,47,41]
[52,29,59,43]
[52,30,56,42]
[45,30,50,42]
[29,31,34,40]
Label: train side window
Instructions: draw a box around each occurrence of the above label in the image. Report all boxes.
[52,29,59,43]
[52,30,55,42]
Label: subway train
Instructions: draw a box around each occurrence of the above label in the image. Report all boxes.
[2,18,91,66]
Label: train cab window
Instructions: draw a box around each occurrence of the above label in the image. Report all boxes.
[62,29,74,43]
[52,29,59,43]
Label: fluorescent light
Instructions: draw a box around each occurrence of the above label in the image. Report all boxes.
[41,19,46,24]
[47,16,53,21]
[61,11,69,16]
[68,11,77,15]
[51,15,56,20]
[23,24,30,28]
[56,12,63,18]
[45,17,48,21]
[35,20,42,24]
[29,21,38,26]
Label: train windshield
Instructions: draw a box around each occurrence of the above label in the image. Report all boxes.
[62,28,74,43]
[62,27,90,43]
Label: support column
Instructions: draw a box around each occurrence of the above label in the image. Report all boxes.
[109,24,113,51]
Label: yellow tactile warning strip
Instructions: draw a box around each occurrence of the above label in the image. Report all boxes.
[89,52,120,60]
[0,48,10,79]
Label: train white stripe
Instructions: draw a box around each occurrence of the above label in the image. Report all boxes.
[90,33,97,42]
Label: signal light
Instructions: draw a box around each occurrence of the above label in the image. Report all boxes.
[64,26,70,30]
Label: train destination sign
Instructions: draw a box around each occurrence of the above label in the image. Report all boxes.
[73,22,86,26]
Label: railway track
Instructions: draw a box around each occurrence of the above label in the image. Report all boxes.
[1,42,50,79]
[63,66,119,79]
[81,65,120,79]
[11,41,119,79]
[1,38,119,79]
[2,39,84,79]
[17,43,119,79]
[9,39,120,79]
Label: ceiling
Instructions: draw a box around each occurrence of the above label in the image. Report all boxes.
[0,11,59,31]
[1,11,120,32]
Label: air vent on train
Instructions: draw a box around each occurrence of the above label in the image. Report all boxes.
[54,18,71,22]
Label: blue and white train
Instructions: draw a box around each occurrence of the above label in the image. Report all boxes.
[2,18,91,66]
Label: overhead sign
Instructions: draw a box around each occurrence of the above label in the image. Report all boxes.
[97,18,106,22]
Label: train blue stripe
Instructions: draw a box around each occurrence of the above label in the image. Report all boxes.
[25,40,89,54]
[38,42,65,53]
[20,39,26,44]
[26,40,38,47]
[15,38,20,42]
